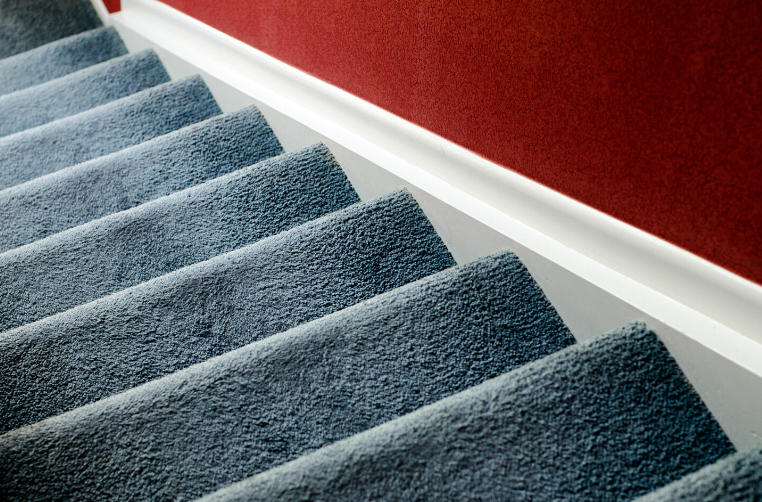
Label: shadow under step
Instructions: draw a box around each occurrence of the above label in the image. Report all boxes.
[0,75,220,190]
[200,324,734,502]
[634,446,762,501]
[0,144,355,332]
[0,105,283,253]
[0,0,101,59]
[0,190,454,432]
[0,49,170,137]
[0,250,573,501]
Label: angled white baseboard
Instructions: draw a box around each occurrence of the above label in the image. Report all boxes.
[90,0,111,25]
[106,0,762,449]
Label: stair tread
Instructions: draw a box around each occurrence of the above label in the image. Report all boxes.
[0,190,454,432]
[0,0,101,59]
[0,250,573,501]
[0,49,170,137]
[0,27,125,95]
[0,144,356,332]
[198,324,733,502]
[0,75,221,191]
[0,106,282,253]
[634,447,762,502]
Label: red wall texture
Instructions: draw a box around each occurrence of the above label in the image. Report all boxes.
[102,0,120,13]
[159,0,762,285]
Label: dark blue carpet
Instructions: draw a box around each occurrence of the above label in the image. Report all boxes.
[199,323,734,502]
[0,190,454,433]
[0,49,170,137]
[0,144,355,333]
[0,27,126,95]
[0,0,101,58]
[0,106,283,253]
[0,250,572,501]
[0,75,221,190]
[635,447,762,502]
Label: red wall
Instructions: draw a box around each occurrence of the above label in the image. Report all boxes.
[160,0,762,285]
[102,0,120,13]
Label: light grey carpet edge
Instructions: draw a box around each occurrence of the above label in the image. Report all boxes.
[0,49,170,137]
[0,190,454,433]
[634,446,762,502]
[0,142,353,333]
[0,75,221,190]
[0,0,102,58]
[0,250,573,501]
[0,105,283,253]
[198,323,734,502]
[0,27,125,95]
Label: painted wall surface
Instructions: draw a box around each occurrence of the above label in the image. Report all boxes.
[159,0,762,285]
[102,0,120,13]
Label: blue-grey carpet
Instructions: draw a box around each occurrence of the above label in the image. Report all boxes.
[199,323,734,502]
[0,27,126,95]
[0,0,101,58]
[0,106,283,253]
[0,49,170,137]
[0,144,355,332]
[0,250,573,501]
[0,75,220,190]
[0,190,454,433]
[634,447,762,502]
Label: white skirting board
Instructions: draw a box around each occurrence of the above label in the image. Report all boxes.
[89,0,111,25]
[102,0,762,449]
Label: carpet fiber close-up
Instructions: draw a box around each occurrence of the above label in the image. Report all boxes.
[0,49,170,137]
[0,26,126,95]
[0,75,221,190]
[0,106,283,252]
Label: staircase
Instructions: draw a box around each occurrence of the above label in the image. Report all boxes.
[1,2,761,501]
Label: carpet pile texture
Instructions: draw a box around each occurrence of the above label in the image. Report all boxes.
[0,106,283,252]
[0,49,170,137]
[199,324,734,502]
[0,27,126,95]
[0,76,221,190]
[0,190,454,432]
[0,250,573,501]
[634,447,762,502]
[0,144,358,332]
[0,0,101,58]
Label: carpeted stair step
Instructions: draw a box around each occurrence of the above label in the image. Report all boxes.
[198,323,734,502]
[0,27,127,95]
[0,250,574,501]
[0,49,170,137]
[0,106,283,253]
[634,447,762,501]
[0,0,101,58]
[0,75,220,190]
[0,190,454,432]
[0,144,356,332]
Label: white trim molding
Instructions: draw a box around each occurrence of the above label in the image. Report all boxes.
[111,0,762,449]
[88,0,112,26]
